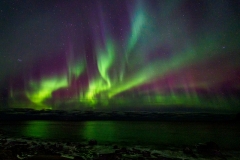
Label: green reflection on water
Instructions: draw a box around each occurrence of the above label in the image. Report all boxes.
[11,121,239,150]
[22,121,51,139]
[22,121,86,141]
[83,121,117,143]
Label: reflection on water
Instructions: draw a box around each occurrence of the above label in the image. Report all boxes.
[22,121,86,141]
[23,121,49,138]
[1,121,240,150]
[83,121,118,143]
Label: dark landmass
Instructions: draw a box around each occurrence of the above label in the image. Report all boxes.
[0,108,239,122]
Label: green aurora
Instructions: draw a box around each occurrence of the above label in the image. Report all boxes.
[1,0,240,111]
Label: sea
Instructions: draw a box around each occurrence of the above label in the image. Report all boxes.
[1,120,240,151]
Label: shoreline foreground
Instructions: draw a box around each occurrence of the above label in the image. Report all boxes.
[1,134,240,160]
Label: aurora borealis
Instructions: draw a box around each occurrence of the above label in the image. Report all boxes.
[0,0,240,111]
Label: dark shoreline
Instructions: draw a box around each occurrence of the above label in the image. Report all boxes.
[1,108,239,122]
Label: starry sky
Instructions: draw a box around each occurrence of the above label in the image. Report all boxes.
[0,0,240,111]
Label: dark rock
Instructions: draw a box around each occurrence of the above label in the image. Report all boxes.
[31,142,38,146]
[152,152,162,158]
[99,153,120,160]
[9,144,30,156]
[0,138,7,144]
[115,147,129,154]
[113,145,119,149]
[48,143,63,152]
[0,150,17,160]
[36,145,55,155]
[66,142,71,146]
[26,155,71,160]
[142,150,151,157]
[196,141,221,156]
[183,146,197,158]
[120,147,127,152]
[74,156,85,160]
[88,139,97,146]
[76,143,86,148]
[131,148,142,154]
[115,149,122,154]
[183,147,192,155]
[235,113,240,122]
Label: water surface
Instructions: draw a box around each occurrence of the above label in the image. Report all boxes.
[1,121,239,150]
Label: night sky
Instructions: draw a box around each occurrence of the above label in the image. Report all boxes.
[0,0,240,111]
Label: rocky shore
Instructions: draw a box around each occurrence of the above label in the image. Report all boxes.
[1,132,239,160]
